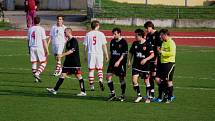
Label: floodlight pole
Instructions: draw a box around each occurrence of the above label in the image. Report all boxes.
[185,0,188,7]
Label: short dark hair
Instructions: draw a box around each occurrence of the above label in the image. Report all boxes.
[144,21,154,29]
[159,29,170,36]
[91,20,100,30]
[135,28,145,38]
[112,27,121,34]
[57,14,64,20]
[65,27,72,32]
[34,16,40,25]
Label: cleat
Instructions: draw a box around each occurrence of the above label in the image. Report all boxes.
[46,88,57,95]
[77,92,87,96]
[99,81,105,91]
[171,96,176,101]
[118,95,125,102]
[34,78,39,83]
[165,99,171,104]
[33,73,42,82]
[134,96,143,103]
[107,94,116,101]
[154,98,163,103]
[90,85,95,91]
[145,98,151,103]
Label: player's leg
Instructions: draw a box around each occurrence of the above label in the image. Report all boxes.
[149,70,156,99]
[166,63,175,103]
[119,76,126,101]
[144,73,151,103]
[30,48,40,82]
[96,54,105,91]
[132,70,142,103]
[26,11,31,28]
[33,48,48,81]
[53,44,64,76]
[75,69,86,96]
[106,73,116,101]
[88,54,95,90]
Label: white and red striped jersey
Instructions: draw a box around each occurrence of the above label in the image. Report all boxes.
[28,25,46,48]
[50,24,67,45]
[83,30,107,54]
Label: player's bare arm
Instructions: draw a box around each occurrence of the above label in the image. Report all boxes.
[83,45,87,61]
[140,52,154,65]
[127,53,133,68]
[58,49,74,58]
[102,44,109,62]
[43,39,49,56]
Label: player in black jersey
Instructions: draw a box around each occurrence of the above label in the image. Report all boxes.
[47,28,86,96]
[128,29,154,103]
[106,28,128,101]
[144,21,162,100]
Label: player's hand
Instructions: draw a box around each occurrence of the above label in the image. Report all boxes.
[114,61,120,67]
[105,56,109,62]
[57,54,63,58]
[127,61,131,68]
[141,59,147,65]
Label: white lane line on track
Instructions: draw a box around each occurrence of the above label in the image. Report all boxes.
[0,67,215,91]
[1,36,215,39]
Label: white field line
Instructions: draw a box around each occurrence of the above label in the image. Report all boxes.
[0,54,28,57]
[1,36,215,39]
[0,67,215,91]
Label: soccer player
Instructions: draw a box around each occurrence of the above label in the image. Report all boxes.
[27,16,49,82]
[106,28,128,101]
[144,21,162,100]
[157,29,176,103]
[83,20,109,91]
[48,14,67,76]
[128,29,154,103]
[47,28,86,96]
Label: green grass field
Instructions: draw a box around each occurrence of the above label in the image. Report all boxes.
[95,0,215,19]
[0,38,215,121]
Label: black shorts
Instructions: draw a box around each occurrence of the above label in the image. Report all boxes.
[132,68,150,79]
[157,62,175,81]
[107,64,126,77]
[62,67,82,75]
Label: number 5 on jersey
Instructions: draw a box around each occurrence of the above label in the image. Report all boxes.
[93,36,96,45]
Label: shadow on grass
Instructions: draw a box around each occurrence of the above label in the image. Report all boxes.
[0,89,108,102]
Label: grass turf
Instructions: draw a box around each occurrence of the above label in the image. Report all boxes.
[0,39,215,121]
[94,0,215,19]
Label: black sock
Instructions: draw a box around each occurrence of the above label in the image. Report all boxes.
[150,77,155,97]
[158,83,163,99]
[54,78,64,91]
[133,85,141,97]
[168,86,173,100]
[108,81,114,94]
[120,80,126,95]
[146,86,151,98]
[79,78,85,93]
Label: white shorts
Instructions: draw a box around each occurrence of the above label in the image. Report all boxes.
[30,47,47,62]
[88,53,103,70]
[52,44,65,55]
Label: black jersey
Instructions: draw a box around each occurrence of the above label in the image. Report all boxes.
[146,31,162,61]
[109,38,128,65]
[63,37,81,67]
[129,40,154,71]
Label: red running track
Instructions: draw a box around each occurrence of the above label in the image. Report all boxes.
[0,30,215,47]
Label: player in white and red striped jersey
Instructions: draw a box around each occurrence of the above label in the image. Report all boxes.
[27,16,49,82]
[48,14,67,76]
[83,20,109,91]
